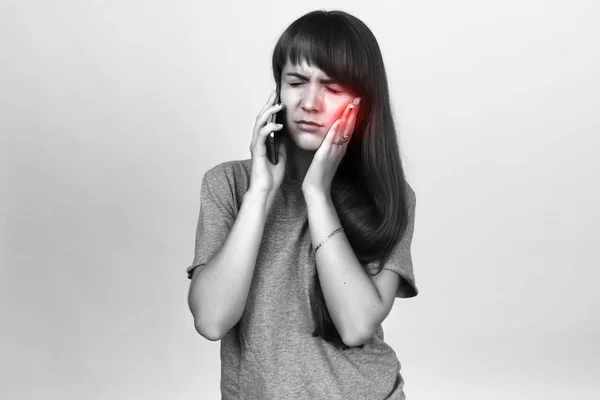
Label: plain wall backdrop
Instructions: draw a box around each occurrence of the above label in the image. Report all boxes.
[2,0,599,399]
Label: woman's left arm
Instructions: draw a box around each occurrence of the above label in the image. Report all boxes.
[304,189,399,347]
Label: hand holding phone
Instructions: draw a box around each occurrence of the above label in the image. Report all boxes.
[248,91,285,197]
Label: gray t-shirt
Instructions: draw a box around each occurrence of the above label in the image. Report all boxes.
[187,159,418,399]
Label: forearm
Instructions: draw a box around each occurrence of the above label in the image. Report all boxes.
[188,189,271,340]
[303,189,383,345]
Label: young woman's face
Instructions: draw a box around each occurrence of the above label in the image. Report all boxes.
[280,60,356,151]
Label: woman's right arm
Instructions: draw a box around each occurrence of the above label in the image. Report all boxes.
[188,90,286,341]
[188,188,272,341]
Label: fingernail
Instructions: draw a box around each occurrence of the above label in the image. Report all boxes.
[353,98,361,105]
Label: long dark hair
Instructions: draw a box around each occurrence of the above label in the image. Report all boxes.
[271,10,413,350]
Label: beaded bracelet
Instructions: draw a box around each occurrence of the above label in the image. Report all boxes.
[312,227,344,258]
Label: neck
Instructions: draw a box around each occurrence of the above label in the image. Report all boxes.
[283,134,315,182]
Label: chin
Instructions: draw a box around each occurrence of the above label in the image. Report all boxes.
[286,129,324,151]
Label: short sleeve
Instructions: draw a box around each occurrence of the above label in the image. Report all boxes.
[368,185,418,298]
[186,166,237,279]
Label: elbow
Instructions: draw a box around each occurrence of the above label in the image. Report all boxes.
[342,325,376,348]
[194,319,223,342]
[341,334,367,348]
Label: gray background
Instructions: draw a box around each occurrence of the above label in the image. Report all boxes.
[2,0,599,399]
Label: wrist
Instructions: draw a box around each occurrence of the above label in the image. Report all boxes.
[245,188,275,211]
[302,187,330,203]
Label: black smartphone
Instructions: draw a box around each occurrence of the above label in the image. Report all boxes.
[266,92,281,165]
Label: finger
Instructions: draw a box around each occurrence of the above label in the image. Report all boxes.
[258,103,283,128]
[250,122,283,152]
[323,118,343,148]
[251,91,278,145]
[344,100,361,138]
[334,102,355,144]
[258,91,278,116]
[258,122,283,144]
[253,103,283,138]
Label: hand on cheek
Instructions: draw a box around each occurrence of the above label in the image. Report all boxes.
[334,98,360,140]
[332,101,353,127]
[301,97,361,195]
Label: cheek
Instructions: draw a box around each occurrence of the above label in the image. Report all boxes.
[329,101,351,123]
[279,87,295,104]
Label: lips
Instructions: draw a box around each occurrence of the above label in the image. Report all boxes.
[295,120,323,127]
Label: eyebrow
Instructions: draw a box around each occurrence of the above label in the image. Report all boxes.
[285,72,339,85]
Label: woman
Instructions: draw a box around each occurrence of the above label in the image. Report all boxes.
[187,9,418,400]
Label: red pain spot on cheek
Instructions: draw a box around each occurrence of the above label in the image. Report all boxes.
[327,104,348,126]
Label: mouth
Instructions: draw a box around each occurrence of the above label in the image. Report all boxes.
[295,121,323,132]
[295,120,323,127]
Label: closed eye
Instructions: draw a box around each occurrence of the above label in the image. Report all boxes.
[289,83,343,94]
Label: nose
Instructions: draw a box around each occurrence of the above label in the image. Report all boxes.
[300,85,323,113]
